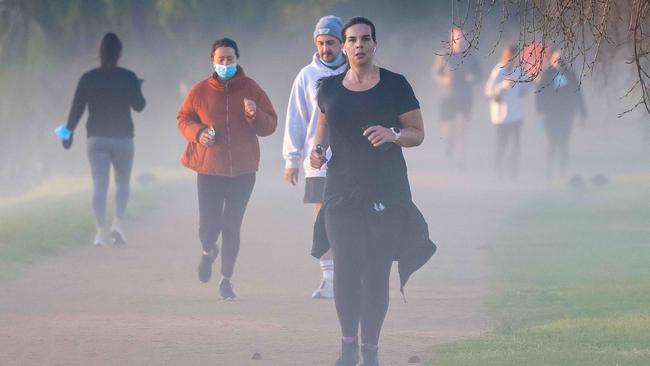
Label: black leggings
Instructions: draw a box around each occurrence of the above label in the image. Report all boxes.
[495,121,522,178]
[545,120,573,178]
[197,173,255,278]
[324,203,402,345]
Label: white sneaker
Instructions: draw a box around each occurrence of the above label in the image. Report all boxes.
[312,278,334,299]
[94,228,113,246]
[110,219,127,245]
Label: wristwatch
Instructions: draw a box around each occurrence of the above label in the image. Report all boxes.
[390,127,401,143]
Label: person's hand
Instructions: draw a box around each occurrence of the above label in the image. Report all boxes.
[62,133,73,150]
[310,145,327,169]
[244,98,257,120]
[284,168,299,186]
[362,125,396,147]
[198,127,216,146]
[501,79,515,89]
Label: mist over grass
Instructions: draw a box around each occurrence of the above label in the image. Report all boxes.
[430,173,650,365]
[0,173,185,281]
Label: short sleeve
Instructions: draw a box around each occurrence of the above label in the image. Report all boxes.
[395,75,420,116]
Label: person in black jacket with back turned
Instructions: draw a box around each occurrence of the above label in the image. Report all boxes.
[536,49,586,179]
[64,32,146,246]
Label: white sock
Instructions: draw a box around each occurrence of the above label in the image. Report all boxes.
[320,259,334,281]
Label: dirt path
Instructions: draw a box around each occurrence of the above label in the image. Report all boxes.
[0,171,532,365]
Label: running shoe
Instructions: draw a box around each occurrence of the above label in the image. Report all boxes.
[219,278,237,301]
[360,344,379,366]
[94,228,113,247]
[335,341,359,366]
[110,220,127,245]
[198,248,217,283]
[312,278,334,299]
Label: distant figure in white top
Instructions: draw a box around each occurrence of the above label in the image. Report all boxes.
[484,45,530,179]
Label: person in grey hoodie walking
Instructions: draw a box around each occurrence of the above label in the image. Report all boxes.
[283,15,347,299]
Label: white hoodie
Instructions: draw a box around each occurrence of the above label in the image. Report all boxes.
[484,63,530,124]
[283,53,347,178]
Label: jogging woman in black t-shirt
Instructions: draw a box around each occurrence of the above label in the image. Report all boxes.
[310,17,435,366]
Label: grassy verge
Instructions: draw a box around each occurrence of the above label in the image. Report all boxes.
[430,174,650,365]
[0,174,179,281]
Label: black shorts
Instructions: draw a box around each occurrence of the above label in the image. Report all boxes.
[304,177,326,204]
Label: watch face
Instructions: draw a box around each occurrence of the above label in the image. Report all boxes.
[392,127,401,134]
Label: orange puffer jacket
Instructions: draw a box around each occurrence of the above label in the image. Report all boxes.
[178,66,277,176]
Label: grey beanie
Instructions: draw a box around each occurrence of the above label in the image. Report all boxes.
[314,15,343,41]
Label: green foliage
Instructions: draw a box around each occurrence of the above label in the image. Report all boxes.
[430,178,650,365]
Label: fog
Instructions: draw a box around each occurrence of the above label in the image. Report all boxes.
[0,2,648,364]
[0,2,647,198]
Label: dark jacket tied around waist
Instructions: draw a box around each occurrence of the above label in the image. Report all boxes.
[312,194,437,296]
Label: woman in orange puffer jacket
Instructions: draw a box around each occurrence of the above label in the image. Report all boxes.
[177,37,277,301]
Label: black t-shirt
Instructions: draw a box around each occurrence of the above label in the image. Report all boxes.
[317,68,420,203]
[66,67,146,138]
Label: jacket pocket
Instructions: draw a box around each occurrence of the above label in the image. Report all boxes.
[184,142,206,169]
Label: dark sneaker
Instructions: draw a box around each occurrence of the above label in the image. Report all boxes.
[335,341,359,366]
[360,344,379,366]
[219,278,237,301]
[197,248,217,283]
[111,229,126,245]
[110,221,127,245]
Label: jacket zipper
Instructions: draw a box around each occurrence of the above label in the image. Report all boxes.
[225,81,233,176]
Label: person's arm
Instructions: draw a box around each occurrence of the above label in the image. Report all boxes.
[364,74,424,148]
[309,111,329,169]
[283,75,309,185]
[363,109,424,148]
[65,74,88,133]
[130,72,146,112]
[245,84,277,137]
[177,87,210,144]
[484,65,514,99]
[484,66,501,99]
[61,74,87,149]
[397,110,425,147]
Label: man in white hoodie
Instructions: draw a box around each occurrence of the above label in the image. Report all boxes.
[484,45,530,179]
[283,15,347,299]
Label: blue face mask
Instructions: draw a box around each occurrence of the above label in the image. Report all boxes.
[320,53,343,67]
[553,73,568,89]
[214,63,237,79]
